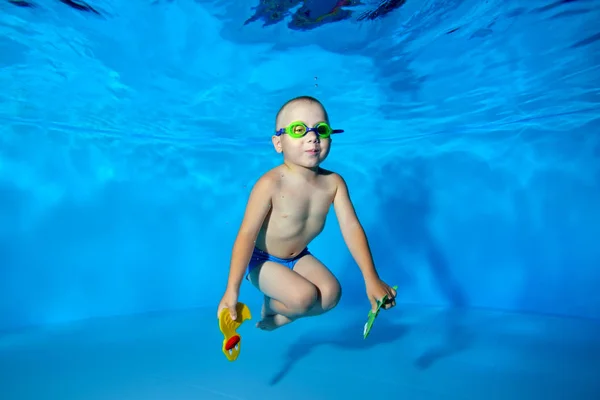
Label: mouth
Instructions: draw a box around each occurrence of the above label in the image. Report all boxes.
[306,149,320,155]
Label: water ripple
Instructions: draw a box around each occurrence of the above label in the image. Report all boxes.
[0,0,598,145]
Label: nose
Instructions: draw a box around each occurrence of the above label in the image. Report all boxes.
[305,128,320,143]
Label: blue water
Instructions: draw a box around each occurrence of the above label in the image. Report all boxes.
[1,0,600,399]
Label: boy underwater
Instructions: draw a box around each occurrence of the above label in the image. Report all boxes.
[217,96,396,331]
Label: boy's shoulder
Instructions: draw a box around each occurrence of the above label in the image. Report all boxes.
[259,165,285,183]
[317,167,340,178]
[318,167,346,186]
[250,166,285,193]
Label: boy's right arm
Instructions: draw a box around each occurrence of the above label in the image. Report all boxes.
[224,175,275,294]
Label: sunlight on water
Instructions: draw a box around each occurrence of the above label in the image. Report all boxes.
[1,0,597,147]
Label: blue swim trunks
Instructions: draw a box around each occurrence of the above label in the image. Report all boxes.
[246,247,311,279]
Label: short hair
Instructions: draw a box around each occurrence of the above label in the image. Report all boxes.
[275,95,330,129]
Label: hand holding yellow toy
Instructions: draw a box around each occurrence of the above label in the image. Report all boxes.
[218,302,252,361]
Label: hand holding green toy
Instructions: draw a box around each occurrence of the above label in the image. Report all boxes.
[363,285,398,339]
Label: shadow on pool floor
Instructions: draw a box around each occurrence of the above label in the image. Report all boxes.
[1,305,599,400]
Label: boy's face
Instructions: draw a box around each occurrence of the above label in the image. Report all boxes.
[272,100,331,169]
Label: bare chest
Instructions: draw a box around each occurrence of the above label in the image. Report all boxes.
[272,183,334,221]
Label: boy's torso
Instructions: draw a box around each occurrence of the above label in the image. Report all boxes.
[256,165,338,258]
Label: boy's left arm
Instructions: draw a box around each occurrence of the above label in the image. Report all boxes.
[332,174,397,311]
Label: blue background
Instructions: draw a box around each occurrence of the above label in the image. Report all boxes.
[1,0,599,332]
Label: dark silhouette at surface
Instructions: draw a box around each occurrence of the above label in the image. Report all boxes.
[8,0,35,7]
[244,0,304,27]
[7,0,101,15]
[357,0,406,21]
[59,0,100,15]
[243,0,407,30]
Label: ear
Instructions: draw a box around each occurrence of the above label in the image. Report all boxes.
[272,135,283,153]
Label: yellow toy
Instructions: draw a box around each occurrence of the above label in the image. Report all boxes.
[218,302,252,361]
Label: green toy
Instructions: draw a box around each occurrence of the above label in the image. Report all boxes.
[363,285,398,339]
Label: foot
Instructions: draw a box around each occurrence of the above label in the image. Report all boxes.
[256,313,292,331]
[257,299,292,331]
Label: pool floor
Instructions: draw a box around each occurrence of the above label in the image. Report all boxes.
[1,305,599,399]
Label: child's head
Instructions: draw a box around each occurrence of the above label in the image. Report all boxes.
[272,96,342,170]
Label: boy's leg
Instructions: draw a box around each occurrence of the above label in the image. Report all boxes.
[292,254,342,316]
[248,261,319,330]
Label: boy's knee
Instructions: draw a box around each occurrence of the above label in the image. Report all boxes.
[321,279,342,311]
[288,285,319,313]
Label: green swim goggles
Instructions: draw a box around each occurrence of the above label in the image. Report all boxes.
[275,121,344,139]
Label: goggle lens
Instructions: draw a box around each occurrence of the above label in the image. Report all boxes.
[287,122,331,138]
[275,121,343,138]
